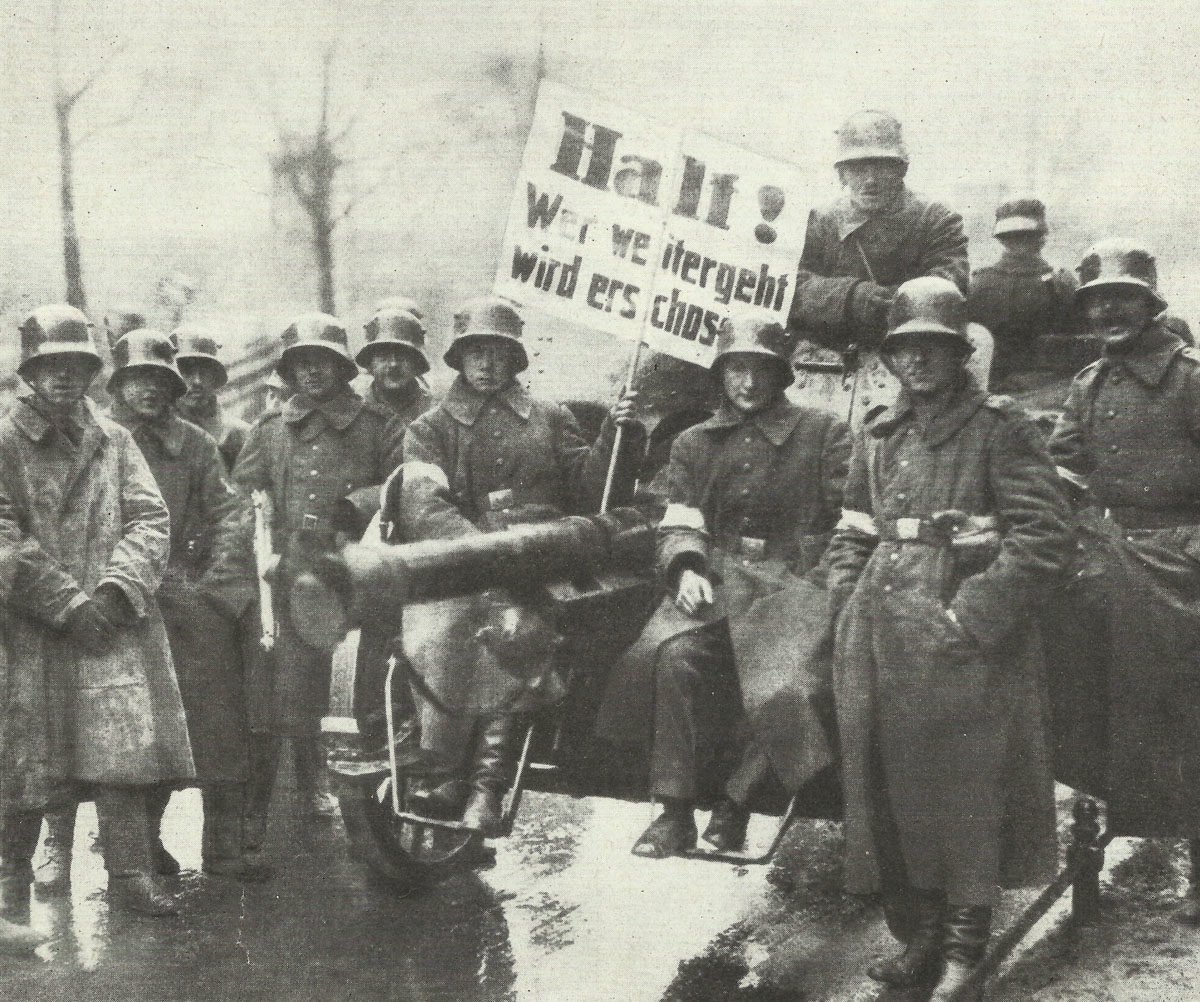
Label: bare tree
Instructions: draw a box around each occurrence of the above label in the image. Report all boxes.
[269,46,392,315]
[49,0,145,312]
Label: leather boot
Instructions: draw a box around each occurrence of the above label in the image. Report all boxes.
[929,905,992,1002]
[33,805,76,898]
[702,798,751,853]
[1178,837,1200,925]
[867,888,945,987]
[632,799,698,859]
[292,736,338,820]
[1,813,41,923]
[145,787,180,876]
[406,777,469,821]
[461,716,522,837]
[202,786,273,883]
[96,787,177,917]
[243,734,280,867]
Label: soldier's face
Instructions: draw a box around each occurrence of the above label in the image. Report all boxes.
[721,355,779,415]
[117,369,178,421]
[461,339,519,394]
[24,356,95,411]
[1080,287,1157,348]
[885,337,967,399]
[288,349,343,401]
[178,359,222,405]
[367,346,420,392]
[837,159,907,213]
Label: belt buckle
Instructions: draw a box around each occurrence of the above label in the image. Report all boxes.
[739,536,766,560]
[895,517,921,541]
[487,488,514,512]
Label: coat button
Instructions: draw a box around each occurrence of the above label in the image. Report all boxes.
[744,437,752,444]
[883,584,893,593]
[743,463,752,471]
[889,552,898,561]
[1109,445,1119,453]
[740,488,750,496]
[308,493,317,501]
[900,460,909,467]
[310,469,319,475]
[896,492,907,501]
[312,444,319,451]
[495,458,504,466]
[1106,410,1117,418]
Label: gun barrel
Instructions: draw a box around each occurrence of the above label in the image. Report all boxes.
[290,509,655,651]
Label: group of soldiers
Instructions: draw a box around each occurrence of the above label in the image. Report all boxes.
[0,106,1193,1002]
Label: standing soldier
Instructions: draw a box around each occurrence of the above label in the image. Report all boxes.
[216,314,404,864]
[598,317,848,858]
[968,198,1078,389]
[107,330,269,882]
[0,305,194,917]
[263,368,290,413]
[1046,240,1200,922]
[788,111,969,354]
[171,324,251,472]
[399,297,640,834]
[827,278,1071,1000]
[358,307,433,425]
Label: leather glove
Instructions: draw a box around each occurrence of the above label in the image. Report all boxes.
[64,599,117,656]
[849,282,892,341]
[93,583,136,627]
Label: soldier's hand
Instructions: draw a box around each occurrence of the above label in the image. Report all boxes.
[64,599,118,656]
[675,569,714,618]
[610,389,639,427]
[93,582,136,627]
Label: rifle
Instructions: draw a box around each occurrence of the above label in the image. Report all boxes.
[251,489,279,651]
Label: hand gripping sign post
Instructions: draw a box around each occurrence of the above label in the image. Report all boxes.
[494,81,811,508]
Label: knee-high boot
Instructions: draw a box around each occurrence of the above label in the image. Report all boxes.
[95,787,177,917]
[202,785,273,882]
[929,905,992,1002]
[33,805,76,898]
[242,734,281,866]
[144,787,180,876]
[867,888,945,987]
[461,716,524,837]
[292,736,337,820]
[1,813,42,923]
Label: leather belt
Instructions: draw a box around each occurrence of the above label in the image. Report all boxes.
[876,514,999,546]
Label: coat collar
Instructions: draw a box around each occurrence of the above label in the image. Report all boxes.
[699,395,804,447]
[13,393,102,446]
[1098,321,1185,388]
[283,384,365,431]
[834,187,915,241]
[367,379,429,416]
[110,401,188,457]
[872,374,987,447]
[442,376,533,427]
[991,248,1054,277]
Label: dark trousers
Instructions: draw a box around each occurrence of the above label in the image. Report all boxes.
[650,620,744,802]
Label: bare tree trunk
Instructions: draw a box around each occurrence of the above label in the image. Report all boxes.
[314,218,336,315]
[55,102,87,311]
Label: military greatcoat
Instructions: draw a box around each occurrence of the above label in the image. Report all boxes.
[1047,322,1200,835]
[224,385,404,734]
[597,396,849,797]
[0,395,194,811]
[826,378,1071,908]
[179,399,250,473]
[110,402,250,783]
[788,189,969,351]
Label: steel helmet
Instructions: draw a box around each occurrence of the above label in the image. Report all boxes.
[278,313,358,383]
[170,323,229,388]
[443,297,528,374]
[357,308,430,374]
[993,197,1048,237]
[373,295,425,321]
[881,277,973,352]
[18,304,104,380]
[834,110,909,166]
[711,316,794,388]
[108,329,188,398]
[1075,239,1167,312]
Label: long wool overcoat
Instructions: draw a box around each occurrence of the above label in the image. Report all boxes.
[826,379,1071,908]
[0,395,194,811]
[596,397,849,796]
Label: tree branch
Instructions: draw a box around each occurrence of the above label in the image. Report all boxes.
[73,72,148,147]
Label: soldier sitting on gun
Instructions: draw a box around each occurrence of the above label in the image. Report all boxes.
[397,296,641,835]
[598,317,849,858]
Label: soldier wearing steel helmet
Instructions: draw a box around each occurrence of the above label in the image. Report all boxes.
[171,324,252,472]
[398,296,641,836]
[968,198,1078,389]
[358,307,433,425]
[1046,240,1200,923]
[0,306,194,919]
[788,111,969,354]
[597,316,849,859]
[104,329,269,884]
[206,313,405,867]
[827,277,1070,1001]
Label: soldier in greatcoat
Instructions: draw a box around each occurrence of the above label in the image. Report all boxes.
[171,324,252,472]
[968,198,1078,389]
[358,307,434,427]
[826,278,1071,1000]
[106,329,269,882]
[398,296,640,835]
[0,306,194,917]
[1046,240,1200,922]
[597,317,848,858]
[211,314,404,865]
